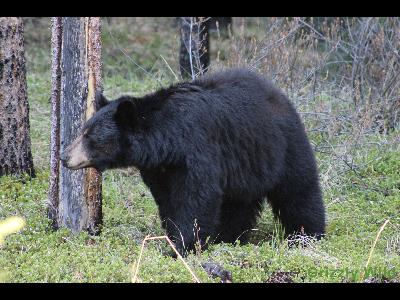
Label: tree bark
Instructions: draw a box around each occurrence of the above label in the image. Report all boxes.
[48,17,62,229]
[179,17,210,79]
[49,17,102,234]
[0,17,34,178]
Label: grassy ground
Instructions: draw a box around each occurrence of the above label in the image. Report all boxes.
[0,18,399,283]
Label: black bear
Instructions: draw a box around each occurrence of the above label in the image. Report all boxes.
[61,68,325,256]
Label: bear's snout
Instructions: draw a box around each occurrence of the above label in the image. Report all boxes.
[60,135,91,170]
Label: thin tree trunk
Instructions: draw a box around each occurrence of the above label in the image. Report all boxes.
[49,17,102,234]
[0,17,34,178]
[48,17,62,228]
[179,17,210,79]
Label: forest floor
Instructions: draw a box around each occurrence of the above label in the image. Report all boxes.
[0,18,399,283]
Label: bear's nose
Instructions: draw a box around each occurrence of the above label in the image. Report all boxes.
[60,151,69,167]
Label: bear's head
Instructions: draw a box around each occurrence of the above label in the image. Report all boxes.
[60,92,137,172]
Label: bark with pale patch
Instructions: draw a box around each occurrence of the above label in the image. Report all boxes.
[0,17,34,178]
[49,17,102,234]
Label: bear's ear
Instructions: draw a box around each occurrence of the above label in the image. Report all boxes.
[95,91,109,110]
[115,99,136,129]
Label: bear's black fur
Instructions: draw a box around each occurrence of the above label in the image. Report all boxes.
[61,68,325,255]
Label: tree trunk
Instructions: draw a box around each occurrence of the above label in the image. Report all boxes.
[48,17,63,229]
[48,17,102,235]
[0,17,34,178]
[179,17,210,79]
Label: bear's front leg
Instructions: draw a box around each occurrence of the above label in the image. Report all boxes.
[161,183,223,257]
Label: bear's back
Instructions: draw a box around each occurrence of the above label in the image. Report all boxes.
[145,68,294,124]
[191,68,294,117]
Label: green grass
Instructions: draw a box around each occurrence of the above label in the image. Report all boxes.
[0,18,399,283]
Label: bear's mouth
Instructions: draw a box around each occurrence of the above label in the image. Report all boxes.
[65,160,94,170]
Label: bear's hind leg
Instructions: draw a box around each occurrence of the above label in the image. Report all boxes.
[267,182,325,239]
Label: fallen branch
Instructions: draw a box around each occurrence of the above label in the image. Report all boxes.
[131,235,201,283]
[359,219,390,282]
